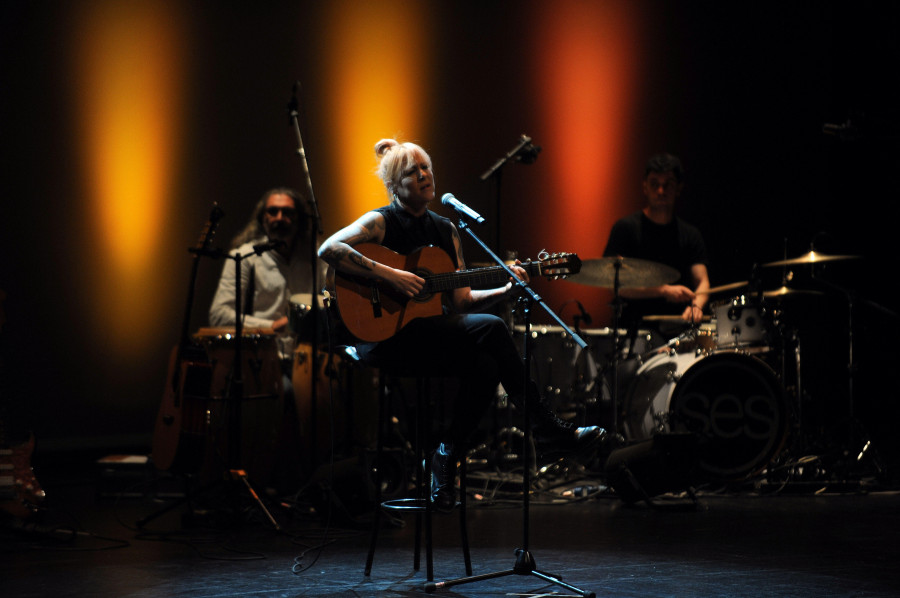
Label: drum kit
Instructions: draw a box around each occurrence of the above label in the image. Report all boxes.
[527,250,865,484]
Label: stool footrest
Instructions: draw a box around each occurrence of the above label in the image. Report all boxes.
[382,497,430,511]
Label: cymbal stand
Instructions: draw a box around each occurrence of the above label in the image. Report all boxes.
[608,259,625,439]
[811,274,883,479]
[424,216,595,597]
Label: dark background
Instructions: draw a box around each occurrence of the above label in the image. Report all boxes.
[1,2,897,469]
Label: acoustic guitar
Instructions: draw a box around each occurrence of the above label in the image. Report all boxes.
[329,243,581,342]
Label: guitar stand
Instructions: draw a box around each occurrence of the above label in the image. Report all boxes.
[424,217,595,597]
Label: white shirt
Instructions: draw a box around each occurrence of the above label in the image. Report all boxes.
[208,239,312,357]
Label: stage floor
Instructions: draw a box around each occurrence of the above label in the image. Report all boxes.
[3,451,899,598]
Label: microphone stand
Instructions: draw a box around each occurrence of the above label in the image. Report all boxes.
[424,216,595,598]
[480,134,538,254]
[139,241,281,531]
[223,245,281,529]
[287,81,324,468]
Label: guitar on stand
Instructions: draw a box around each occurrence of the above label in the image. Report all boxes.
[151,204,224,473]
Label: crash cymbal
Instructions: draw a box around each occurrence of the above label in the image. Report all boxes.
[571,257,679,288]
[696,280,749,295]
[761,285,824,298]
[762,250,860,268]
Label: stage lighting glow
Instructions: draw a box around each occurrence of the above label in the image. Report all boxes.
[71,1,186,355]
[317,0,431,233]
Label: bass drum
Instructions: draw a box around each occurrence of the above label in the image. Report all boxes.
[622,351,788,481]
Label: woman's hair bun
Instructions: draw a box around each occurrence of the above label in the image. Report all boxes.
[374,138,399,158]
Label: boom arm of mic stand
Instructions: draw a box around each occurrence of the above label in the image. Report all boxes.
[479,134,534,181]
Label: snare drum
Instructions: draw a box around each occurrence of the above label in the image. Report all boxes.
[712,295,768,349]
[622,350,787,481]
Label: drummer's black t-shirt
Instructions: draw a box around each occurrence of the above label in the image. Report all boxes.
[603,211,708,322]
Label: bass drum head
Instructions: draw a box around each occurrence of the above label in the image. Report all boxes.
[669,352,787,481]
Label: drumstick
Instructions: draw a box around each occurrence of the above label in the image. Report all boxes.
[642,315,712,322]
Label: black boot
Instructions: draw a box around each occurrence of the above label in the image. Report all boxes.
[430,442,457,513]
[512,384,606,455]
[531,401,606,454]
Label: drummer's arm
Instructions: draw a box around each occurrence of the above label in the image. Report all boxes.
[690,264,710,312]
[680,263,710,322]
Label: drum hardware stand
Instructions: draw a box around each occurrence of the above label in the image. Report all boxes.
[608,259,627,443]
[812,276,884,482]
[424,214,595,597]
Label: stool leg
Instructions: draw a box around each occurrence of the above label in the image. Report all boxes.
[459,456,472,575]
[423,378,434,581]
[413,377,423,572]
[364,372,388,576]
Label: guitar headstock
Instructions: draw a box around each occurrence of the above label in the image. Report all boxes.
[537,250,581,279]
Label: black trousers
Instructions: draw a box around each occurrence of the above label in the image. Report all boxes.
[356,313,529,447]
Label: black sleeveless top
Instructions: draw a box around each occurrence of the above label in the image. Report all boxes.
[374,203,458,268]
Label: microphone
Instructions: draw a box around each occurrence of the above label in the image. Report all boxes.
[287,80,300,124]
[253,240,285,255]
[441,193,485,224]
[515,141,541,164]
[575,300,592,326]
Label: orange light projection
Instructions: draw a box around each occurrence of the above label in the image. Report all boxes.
[526,1,644,323]
[71,1,185,356]
[317,0,431,234]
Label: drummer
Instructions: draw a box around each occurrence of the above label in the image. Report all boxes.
[208,187,315,359]
[603,153,710,336]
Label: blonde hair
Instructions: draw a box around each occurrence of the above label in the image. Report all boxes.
[374,138,432,199]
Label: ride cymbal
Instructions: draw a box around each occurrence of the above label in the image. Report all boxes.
[762,251,859,268]
[571,257,679,288]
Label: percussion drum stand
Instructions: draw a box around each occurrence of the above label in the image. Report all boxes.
[424,215,595,598]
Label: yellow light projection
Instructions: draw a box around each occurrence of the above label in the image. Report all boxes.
[526,1,644,321]
[317,0,430,235]
[71,0,185,355]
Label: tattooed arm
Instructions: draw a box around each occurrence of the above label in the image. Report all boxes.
[318,211,425,298]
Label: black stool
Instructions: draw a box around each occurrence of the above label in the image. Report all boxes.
[343,347,472,581]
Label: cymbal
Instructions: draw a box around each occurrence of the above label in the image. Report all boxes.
[761,285,824,298]
[762,250,860,268]
[571,257,679,288]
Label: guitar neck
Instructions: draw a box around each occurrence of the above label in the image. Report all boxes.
[425,261,542,293]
